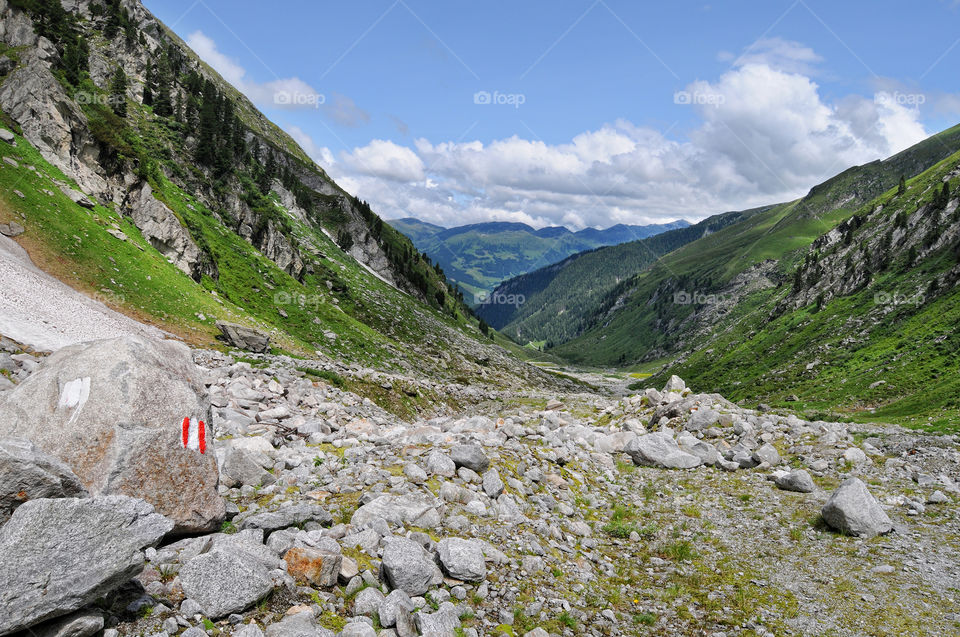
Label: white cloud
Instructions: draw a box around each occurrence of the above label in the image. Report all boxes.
[329,58,929,230]
[323,93,371,128]
[285,125,335,167]
[187,31,325,112]
[729,37,825,75]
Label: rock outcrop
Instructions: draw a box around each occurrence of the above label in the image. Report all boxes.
[0,437,88,524]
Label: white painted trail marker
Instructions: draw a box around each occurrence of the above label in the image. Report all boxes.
[58,377,91,426]
[181,417,206,454]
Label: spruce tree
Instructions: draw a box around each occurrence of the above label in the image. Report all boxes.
[109,67,127,117]
[897,175,906,196]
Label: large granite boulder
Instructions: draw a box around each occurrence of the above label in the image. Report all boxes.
[0,437,87,524]
[215,321,270,353]
[0,335,224,533]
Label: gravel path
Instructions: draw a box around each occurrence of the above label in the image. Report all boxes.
[0,235,167,351]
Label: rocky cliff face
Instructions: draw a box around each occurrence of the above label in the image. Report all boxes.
[0,0,427,299]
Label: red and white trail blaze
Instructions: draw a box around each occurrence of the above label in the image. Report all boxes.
[181,417,206,454]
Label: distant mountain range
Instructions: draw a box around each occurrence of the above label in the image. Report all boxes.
[387,218,690,298]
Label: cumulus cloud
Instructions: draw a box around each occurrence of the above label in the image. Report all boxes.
[722,37,825,75]
[187,31,326,112]
[327,58,928,230]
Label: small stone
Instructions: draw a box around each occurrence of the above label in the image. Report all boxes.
[774,469,815,493]
[450,444,489,473]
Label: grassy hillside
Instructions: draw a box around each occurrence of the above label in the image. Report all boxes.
[392,218,688,299]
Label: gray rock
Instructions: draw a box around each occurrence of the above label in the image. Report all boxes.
[339,622,377,637]
[264,611,317,637]
[180,598,203,617]
[353,587,385,616]
[350,494,438,529]
[625,432,702,469]
[687,408,719,431]
[0,496,172,635]
[216,321,270,354]
[379,590,415,628]
[481,468,504,498]
[284,546,342,588]
[21,609,104,637]
[425,451,456,477]
[233,624,265,637]
[380,536,440,596]
[775,469,815,493]
[662,375,686,393]
[179,551,273,618]
[436,537,487,582]
[58,185,95,208]
[450,444,489,473]
[677,435,720,466]
[928,490,949,504]
[221,447,276,489]
[239,503,332,533]
[128,183,206,276]
[0,128,14,143]
[0,221,24,237]
[0,438,87,524]
[753,443,781,466]
[821,478,893,538]
[415,601,461,635]
[0,336,224,533]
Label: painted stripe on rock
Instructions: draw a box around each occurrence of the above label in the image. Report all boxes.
[181,417,207,454]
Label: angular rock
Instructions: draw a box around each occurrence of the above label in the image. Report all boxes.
[436,537,487,582]
[0,496,172,635]
[353,587,385,617]
[0,437,87,524]
[415,601,461,635]
[625,432,702,469]
[482,468,504,498]
[216,321,270,354]
[239,502,332,533]
[0,221,24,237]
[380,536,440,596]
[821,478,893,538]
[220,447,276,488]
[24,609,104,637]
[752,443,781,466]
[0,128,14,144]
[687,408,719,431]
[284,546,342,588]
[0,335,224,533]
[662,375,686,393]
[179,551,273,618]
[264,610,317,637]
[450,444,489,473]
[379,590,415,628]
[58,184,95,208]
[350,494,438,529]
[425,450,456,476]
[775,469,815,493]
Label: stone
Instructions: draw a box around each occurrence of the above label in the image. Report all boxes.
[687,408,719,431]
[0,438,87,524]
[436,537,487,582]
[625,432,702,469]
[677,435,720,466]
[0,128,14,143]
[662,375,686,393]
[233,625,265,637]
[379,589,416,628]
[58,184,95,208]
[284,546,342,588]
[380,536,440,596]
[179,551,273,618]
[264,611,317,637]
[0,336,224,533]
[927,490,949,504]
[843,447,868,465]
[450,444,490,473]
[415,601,461,635]
[350,494,438,529]
[239,503,332,533]
[216,321,270,353]
[353,587,385,616]
[339,622,377,637]
[821,478,893,538]
[221,447,276,488]
[0,496,172,635]
[752,443,781,466]
[19,609,104,637]
[0,221,24,237]
[482,468,504,498]
[425,450,456,476]
[774,469,815,493]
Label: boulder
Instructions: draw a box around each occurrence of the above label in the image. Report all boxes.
[775,469,815,493]
[0,128,14,143]
[0,335,225,533]
[450,443,489,473]
[436,537,487,582]
[24,609,104,637]
[239,502,332,533]
[263,611,317,637]
[625,432,702,469]
[0,221,24,237]
[0,496,173,635]
[378,590,415,628]
[821,478,893,538]
[0,438,87,524]
[220,447,276,488]
[58,184,95,209]
[353,587,385,617]
[216,321,271,353]
[128,183,203,277]
[179,551,273,619]
[752,443,781,466]
[380,536,441,596]
[350,494,439,529]
[415,602,461,635]
[686,408,719,431]
[662,375,686,393]
[284,546,342,587]
[481,468,504,498]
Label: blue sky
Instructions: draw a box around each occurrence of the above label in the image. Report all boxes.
[144,0,960,229]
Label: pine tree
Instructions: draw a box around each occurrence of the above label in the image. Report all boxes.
[109,67,127,117]
[142,62,154,106]
[62,37,88,87]
[152,55,173,117]
[897,175,906,196]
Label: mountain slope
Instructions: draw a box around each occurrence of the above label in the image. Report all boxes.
[0,0,557,391]
[391,217,689,298]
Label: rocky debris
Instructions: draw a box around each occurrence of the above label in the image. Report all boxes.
[0,335,224,533]
[0,496,172,635]
[380,536,442,596]
[450,443,490,473]
[625,431,702,469]
[179,551,274,619]
[237,502,332,532]
[774,468,815,493]
[127,183,203,277]
[0,437,87,524]
[822,478,894,537]
[220,446,276,488]
[58,184,95,208]
[216,321,271,353]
